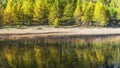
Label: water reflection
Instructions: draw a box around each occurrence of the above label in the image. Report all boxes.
[0,40,120,68]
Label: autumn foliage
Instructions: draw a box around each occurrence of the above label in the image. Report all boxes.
[0,0,119,27]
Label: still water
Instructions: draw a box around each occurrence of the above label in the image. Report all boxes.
[0,40,120,68]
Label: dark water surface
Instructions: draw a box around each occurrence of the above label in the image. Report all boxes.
[0,39,120,68]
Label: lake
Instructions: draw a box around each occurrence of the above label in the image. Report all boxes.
[0,38,120,68]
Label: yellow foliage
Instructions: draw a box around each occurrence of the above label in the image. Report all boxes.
[74,6,82,25]
[93,1,109,26]
[21,0,31,15]
[95,50,104,63]
[3,0,17,25]
[33,0,46,23]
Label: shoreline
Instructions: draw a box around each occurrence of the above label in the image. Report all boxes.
[0,26,120,40]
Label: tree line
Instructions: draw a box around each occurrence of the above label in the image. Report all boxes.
[0,0,120,27]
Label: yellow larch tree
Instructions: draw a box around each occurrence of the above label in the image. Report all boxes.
[3,0,17,25]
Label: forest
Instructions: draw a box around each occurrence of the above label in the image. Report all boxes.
[0,0,119,27]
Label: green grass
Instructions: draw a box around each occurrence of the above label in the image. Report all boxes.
[0,38,120,68]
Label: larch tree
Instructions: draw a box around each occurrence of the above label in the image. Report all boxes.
[110,0,118,18]
[93,1,101,25]
[3,0,17,25]
[21,0,33,25]
[100,5,110,26]
[93,1,109,26]
[81,2,88,25]
[116,0,120,22]
[0,0,118,26]
[109,0,118,25]
[15,2,23,25]
[73,0,82,25]
[87,1,95,26]
[33,0,48,24]
[0,4,3,25]
[62,3,75,25]
[48,1,60,26]
[81,1,94,26]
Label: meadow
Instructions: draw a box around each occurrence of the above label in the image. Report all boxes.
[0,37,120,68]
